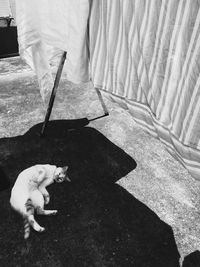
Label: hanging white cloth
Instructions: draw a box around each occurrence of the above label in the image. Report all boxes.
[89,0,200,180]
[0,0,12,17]
[15,0,90,101]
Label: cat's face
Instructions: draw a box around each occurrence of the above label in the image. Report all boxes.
[54,166,70,183]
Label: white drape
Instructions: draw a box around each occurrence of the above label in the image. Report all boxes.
[89,0,200,180]
[0,0,12,17]
[16,0,90,101]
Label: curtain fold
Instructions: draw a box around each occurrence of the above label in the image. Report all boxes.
[89,0,200,180]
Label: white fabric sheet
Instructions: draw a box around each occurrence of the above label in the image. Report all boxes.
[0,0,12,17]
[89,0,200,180]
[16,0,90,101]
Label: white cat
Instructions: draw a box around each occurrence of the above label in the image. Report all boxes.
[10,164,70,239]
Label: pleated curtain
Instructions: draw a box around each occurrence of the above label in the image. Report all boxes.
[89,0,200,180]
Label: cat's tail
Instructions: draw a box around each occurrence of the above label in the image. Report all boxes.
[24,217,30,239]
[24,198,34,239]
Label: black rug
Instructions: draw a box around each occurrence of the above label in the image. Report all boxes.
[182,251,200,267]
[0,120,180,267]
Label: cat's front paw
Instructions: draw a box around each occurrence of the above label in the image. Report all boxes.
[51,210,58,215]
[39,227,45,232]
[44,194,50,205]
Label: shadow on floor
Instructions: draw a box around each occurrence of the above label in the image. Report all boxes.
[182,251,200,267]
[0,166,10,192]
[0,120,180,267]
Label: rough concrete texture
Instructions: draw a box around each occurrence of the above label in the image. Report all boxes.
[0,56,200,265]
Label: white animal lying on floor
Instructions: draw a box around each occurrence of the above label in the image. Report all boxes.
[10,164,70,239]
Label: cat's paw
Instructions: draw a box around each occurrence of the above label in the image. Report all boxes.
[52,210,58,215]
[39,227,45,232]
[44,195,50,205]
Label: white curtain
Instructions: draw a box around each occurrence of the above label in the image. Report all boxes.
[0,0,12,17]
[89,0,200,180]
[15,0,90,101]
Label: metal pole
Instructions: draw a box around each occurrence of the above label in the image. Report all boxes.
[40,51,67,137]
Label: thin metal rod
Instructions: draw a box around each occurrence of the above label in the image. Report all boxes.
[89,113,109,122]
[95,87,109,116]
[41,51,67,137]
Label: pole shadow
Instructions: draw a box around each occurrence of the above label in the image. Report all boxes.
[0,120,180,267]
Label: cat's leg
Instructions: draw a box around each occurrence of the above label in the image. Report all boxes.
[24,217,31,239]
[23,214,44,239]
[30,190,45,208]
[29,190,45,231]
[36,207,58,216]
[27,214,45,232]
[24,196,45,234]
[31,189,57,216]
[38,186,50,205]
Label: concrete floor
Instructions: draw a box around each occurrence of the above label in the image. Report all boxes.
[0,56,200,265]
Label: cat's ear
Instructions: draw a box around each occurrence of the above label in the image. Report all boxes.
[63,166,71,182]
[63,166,68,173]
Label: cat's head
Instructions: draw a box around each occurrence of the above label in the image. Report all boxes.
[54,166,71,183]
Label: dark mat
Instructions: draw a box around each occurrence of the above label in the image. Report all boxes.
[0,120,180,267]
[182,251,200,267]
[0,166,10,191]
